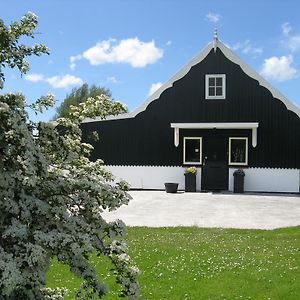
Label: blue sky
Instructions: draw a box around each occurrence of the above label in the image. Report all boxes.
[2,0,300,122]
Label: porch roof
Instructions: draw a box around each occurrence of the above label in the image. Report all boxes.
[170,122,259,129]
[170,122,259,147]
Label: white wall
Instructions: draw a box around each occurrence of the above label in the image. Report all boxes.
[107,165,299,193]
[106,165,202,191]
[229,168,300,193]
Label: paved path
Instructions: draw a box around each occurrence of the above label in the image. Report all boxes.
[102,191,300,229]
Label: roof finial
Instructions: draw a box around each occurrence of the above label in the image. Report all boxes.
[213,28,218,53]
[214,28,218,40]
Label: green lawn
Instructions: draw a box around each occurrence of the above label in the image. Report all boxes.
[47,226,300,299]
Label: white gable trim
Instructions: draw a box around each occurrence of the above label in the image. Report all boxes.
[82,39,300,123]
[82,42,213,123]
[217,42,300,118]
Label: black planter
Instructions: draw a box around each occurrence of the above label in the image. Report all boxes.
[164,183,178,193]
[185,173,196,192]
[233,172,245,193]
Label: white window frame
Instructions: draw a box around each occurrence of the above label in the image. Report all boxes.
[229,137,248,166]
[183,137,202,165]
[205,74,226,99]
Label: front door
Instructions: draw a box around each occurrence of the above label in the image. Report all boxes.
[201,136,228,191]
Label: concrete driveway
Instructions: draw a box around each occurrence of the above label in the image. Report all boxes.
[102,191,300,229]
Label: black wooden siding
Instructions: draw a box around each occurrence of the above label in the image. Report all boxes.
[81,48,300,169]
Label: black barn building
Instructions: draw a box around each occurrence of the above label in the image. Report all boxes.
[82,33,300,193]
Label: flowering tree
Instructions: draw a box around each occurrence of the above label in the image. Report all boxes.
[0,12,140,299]
[53,83,113,120]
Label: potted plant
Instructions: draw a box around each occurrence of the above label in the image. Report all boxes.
[233,169,245,193]
[164,182,179,193]
[184,167,197,192]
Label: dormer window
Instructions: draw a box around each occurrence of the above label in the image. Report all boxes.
[205,74,226,99]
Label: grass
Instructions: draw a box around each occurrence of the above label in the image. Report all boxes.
[47,226,300,299]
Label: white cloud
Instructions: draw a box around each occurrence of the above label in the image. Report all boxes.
[287,35,300,52]
[231,40,263,56]
[282,22,292,36]
[148,82,163,96]
[166,40,172,46]
[82,37,163,68]
[280,22,300,53]
[107,76,119,84]
[25,73,44,82]
[46,74,83,88]
[251,47,263,55]
[260,55,297,81]
[206,12,221,23]
[69,54,82,70]
[26,73,83,88]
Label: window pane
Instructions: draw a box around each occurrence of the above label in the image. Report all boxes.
[185,139,201,162]
[206,75,226,99]
[216,87,223,96]
[209,87,215,96]
[208,77,215,86]
[216,77,223,86]
[230,139,246,163]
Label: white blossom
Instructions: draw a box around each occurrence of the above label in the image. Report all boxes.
[0,12,140,299]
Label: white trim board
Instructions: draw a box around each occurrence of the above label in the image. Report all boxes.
[170,122,259,129]
[205,74,226,99]
[183,137,202,165]
[82,37,300,123]
[228,137,248,166]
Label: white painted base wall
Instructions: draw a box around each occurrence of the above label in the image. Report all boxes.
[229,168,300,193]
[106,165,300,193]
[106,165,202,191]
